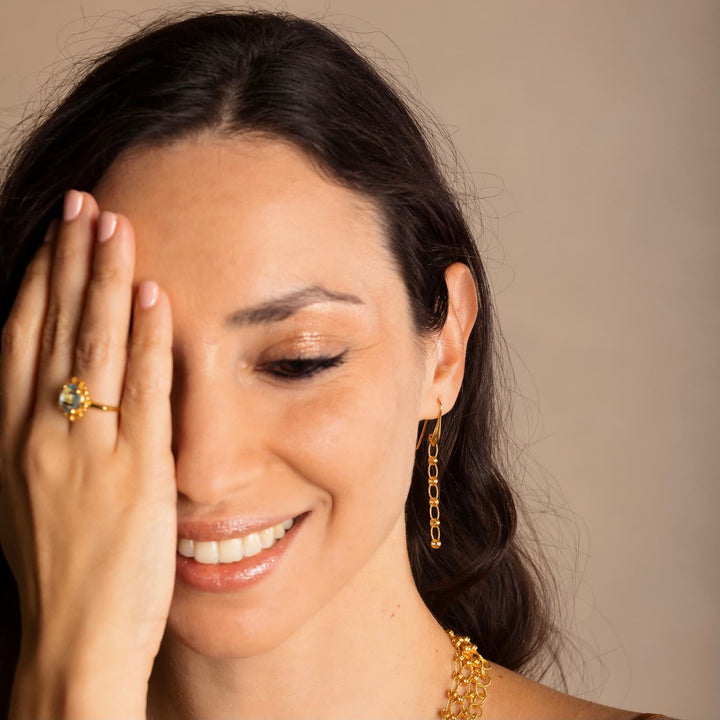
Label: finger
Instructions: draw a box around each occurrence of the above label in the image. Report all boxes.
[119,282,173,453]
[0,233,54,452]
[35,190,100,426]
[71,212,135,444]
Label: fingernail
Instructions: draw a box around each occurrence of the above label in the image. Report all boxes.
[138,280,159,309]
[98,211,117,243]
[63,190,83,221]
[43,219,59,243]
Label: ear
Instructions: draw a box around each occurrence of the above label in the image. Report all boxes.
[420,263,479,418]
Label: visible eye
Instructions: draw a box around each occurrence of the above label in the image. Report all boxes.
[258,352,347,381]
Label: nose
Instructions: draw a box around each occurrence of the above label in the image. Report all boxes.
[171,361,272,507]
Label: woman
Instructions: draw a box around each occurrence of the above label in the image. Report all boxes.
[0,11,666,719]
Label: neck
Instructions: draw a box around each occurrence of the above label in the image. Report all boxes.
[147,524,453,719]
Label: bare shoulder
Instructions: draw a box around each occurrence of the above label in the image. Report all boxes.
[481,663,663,720]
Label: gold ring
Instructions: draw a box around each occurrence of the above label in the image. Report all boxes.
[58,377,119,421]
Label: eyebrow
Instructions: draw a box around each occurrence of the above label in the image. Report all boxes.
[226,285,364,326]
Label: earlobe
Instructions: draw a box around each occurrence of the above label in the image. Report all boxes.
[421,263,479,417]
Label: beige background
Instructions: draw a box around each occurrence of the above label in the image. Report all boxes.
[1,1,717,718]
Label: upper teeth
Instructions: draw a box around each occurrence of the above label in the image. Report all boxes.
[178,518,294,564]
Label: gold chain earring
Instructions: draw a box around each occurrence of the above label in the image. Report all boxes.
[417,399,443,550]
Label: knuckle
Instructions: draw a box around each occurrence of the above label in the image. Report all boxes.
[40,308,74,355]
[23,253,49,283]
[21,433,68,483]
[53,234,83,262]
[90,261,123,288]
[75,331,113,368]
[1,317,29,359]
[132,326,170,353]
[123,376,164,404]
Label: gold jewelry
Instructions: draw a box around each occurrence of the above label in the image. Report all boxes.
[58,377,119,421]
[422,399,443,549]
[442,630,491,719]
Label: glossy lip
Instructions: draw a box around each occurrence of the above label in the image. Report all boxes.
[175,512,307,593]
[177,513,300,541]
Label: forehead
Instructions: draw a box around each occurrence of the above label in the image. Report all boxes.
[92,135,400,318]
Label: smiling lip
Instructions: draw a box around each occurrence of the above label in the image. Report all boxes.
[177,514,299,541]
[175,513,306,592]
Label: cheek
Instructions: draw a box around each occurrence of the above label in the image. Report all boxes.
[274,352,424,526]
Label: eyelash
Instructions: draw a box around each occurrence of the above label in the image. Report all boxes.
[259,352,347,381]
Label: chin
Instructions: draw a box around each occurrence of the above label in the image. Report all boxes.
[164,591,304,658]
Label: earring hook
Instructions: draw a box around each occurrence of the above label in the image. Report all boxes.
[416,399,443,450]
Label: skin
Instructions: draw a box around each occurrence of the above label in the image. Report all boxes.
[0,134,642,719]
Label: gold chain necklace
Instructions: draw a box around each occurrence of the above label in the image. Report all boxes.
[440,630,491,719]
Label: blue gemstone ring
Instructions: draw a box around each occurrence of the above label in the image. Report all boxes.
[58,377,119,421]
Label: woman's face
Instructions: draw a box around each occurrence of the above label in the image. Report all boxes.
[93,135,438,656]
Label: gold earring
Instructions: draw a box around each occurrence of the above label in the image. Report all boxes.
[417,400,443,550]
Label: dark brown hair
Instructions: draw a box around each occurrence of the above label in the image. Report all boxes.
[0,11,563,710]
